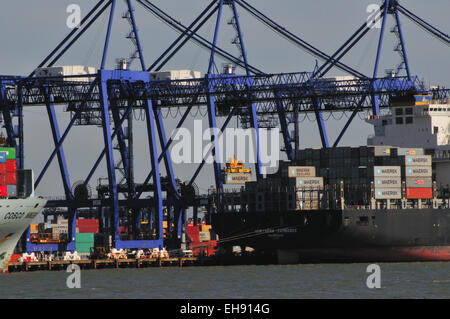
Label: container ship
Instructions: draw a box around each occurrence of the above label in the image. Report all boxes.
[211,93,450,264]
[0,144,47,271]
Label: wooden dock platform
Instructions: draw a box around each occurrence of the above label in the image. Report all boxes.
[7,257,201,272]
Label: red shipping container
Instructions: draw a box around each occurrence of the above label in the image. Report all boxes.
[186,225,200,243]
[406,188,433,199]
[0,175,6,185]
[78,226,99,233]
[119,226,128,233]
[0,185,6,197]
[76,219,99,227]
[0,163,6,174]
[5,172,16,185]
[6,160,16,172]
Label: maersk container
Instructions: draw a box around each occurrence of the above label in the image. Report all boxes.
[375,188,402,199]
[406,166,432,177]
[374,177,401,188]
[373,166,401,177]
[223,172,252,184]
[406,177,433,188]
[282,166,316,178]
[405,155,432,166]
[296,177,324,189]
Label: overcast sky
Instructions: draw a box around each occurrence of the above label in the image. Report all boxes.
[0,0,449,197]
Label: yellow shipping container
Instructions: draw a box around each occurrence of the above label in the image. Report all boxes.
[30,224,38,233]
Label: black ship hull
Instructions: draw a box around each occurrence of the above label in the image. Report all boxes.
[211,208,450,263]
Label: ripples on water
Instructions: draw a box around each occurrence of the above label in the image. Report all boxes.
[0,262,449,299]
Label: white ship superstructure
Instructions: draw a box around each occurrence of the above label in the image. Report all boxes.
[367,92,450,186]
[0,197,47,271]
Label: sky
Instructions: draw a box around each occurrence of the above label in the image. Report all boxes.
[0,0,449,197]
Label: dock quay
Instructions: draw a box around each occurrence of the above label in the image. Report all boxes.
[7,257,201,272]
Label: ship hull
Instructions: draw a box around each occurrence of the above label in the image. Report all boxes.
[211,208,450,263]
[0,197,47,271]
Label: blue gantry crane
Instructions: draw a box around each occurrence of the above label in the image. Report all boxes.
[0,0,449,253]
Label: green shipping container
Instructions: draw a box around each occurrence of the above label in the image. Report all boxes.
[0,147,16,160]
[75,243,93,253]
[75,232,94,243]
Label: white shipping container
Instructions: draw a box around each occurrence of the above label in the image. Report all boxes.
[397,148,425,156]
[199,231,211,242]
[405,155,432,166]
[406,166,432,177]
[224,173,252,184]
[374,177,401,188]
[406,177,433,188]
[296,177,324,189]
[374,166,401,177]
[375,188,402,199]
[282,166,316,178]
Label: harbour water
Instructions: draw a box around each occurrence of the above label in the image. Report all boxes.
[1,262,449,299]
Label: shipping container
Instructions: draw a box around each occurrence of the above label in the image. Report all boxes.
[5,172,16,184]
[375,188,402,199]
[6,159,16,172]
[406,166,432,177]
[372,146,392,157]
[374,177,402,188]
[0,147,16,160]
[296,177,324,189]
[406,177,433,188]
[199,231,211,242]
[282,166,316,178]
[405,155,432,166]
[373,166,401,177]
[30,224,39,233]
[406,188,433,199]
[223,172,252,184]
[76,219,99,227]
[75,242,94,253]
[7,184,17,197]
[0,185,6,197]
[397,148,425,156]
[0,153,5,164]
[76,232,95,243]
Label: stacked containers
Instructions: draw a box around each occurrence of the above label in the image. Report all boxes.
[0,147,16,197]
[405,155,433,199]
[286,166,322,210]
[75,219,98,253]
[373,166,402,199]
